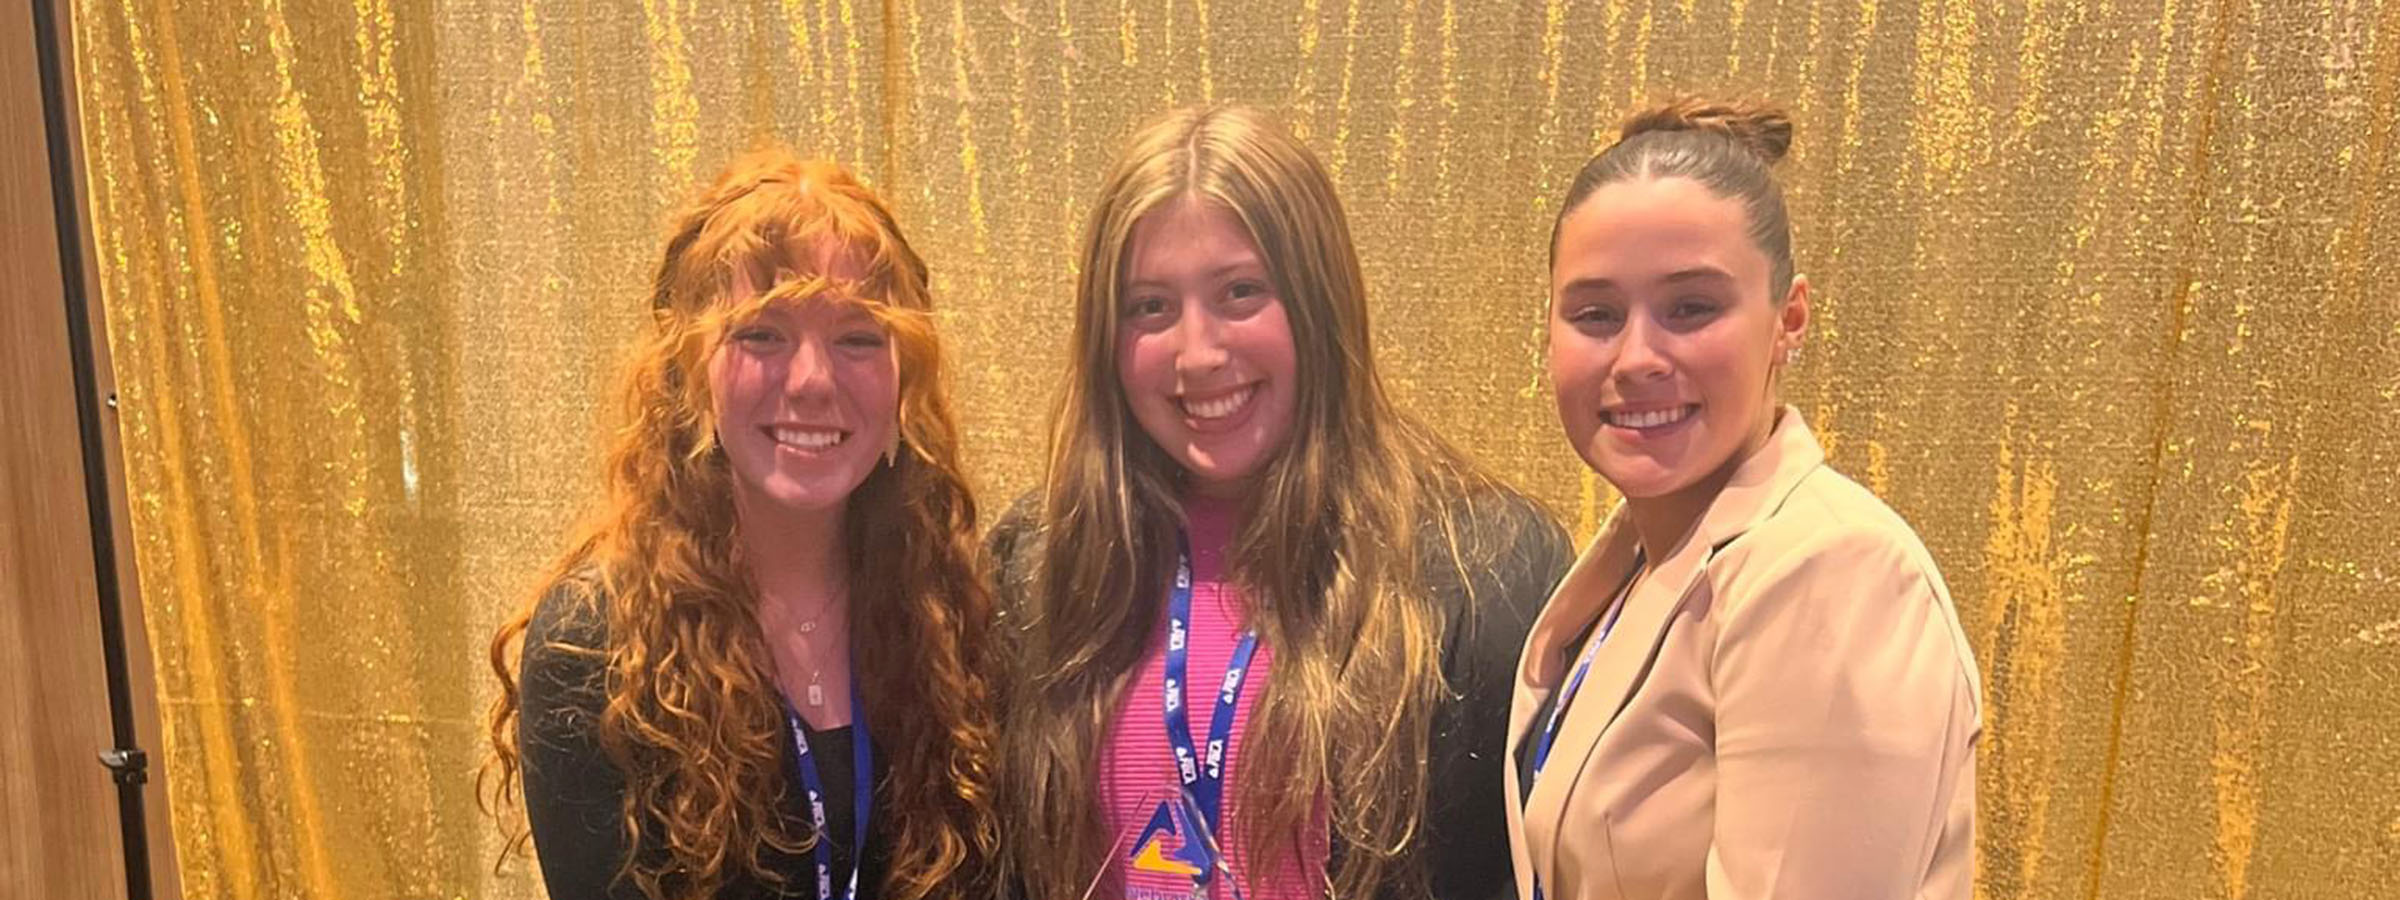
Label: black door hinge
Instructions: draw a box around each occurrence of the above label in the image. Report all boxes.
[98,747,148,786]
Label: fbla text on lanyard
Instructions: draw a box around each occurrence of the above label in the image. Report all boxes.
[1164,530,1261,886]
[780,678,873,900]
[1525,553,1643,900]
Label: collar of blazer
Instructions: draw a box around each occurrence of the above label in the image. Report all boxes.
[1508,405,1830,799]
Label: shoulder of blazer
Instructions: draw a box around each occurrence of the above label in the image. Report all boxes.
[1697,463,1985,718]
[1695,465,1988,716]
[1700,465,1952,612]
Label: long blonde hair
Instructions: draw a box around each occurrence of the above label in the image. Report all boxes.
[482,149,997,900]
[1004,105,1490,900]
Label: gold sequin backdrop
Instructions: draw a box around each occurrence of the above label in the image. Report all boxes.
[65,0,2400,897]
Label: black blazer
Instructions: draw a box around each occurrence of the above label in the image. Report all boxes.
[516,580,888,900]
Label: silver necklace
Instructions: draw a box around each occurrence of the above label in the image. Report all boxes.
[778,594,842,708]
[795,616,827,707]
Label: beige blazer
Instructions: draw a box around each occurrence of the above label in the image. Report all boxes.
[1506,409,1981,900]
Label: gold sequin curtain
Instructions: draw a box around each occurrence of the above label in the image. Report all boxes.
[68,0,2399,898]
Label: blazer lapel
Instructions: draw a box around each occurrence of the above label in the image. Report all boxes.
[1688,407,1828,553]
[1518,505,1711,868]
[1513,407,1832,887]
[1511,508,1637,752]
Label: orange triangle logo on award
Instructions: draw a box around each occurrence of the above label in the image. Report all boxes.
[1129,800,1207,876]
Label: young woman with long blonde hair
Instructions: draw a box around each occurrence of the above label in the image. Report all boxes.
[484,149,998,900]
[992,105,1571,900]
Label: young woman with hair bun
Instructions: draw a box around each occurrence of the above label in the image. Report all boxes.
[484,149,998,900]
[1507,98,1982,900]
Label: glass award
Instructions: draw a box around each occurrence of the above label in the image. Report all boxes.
[1082,787,1249,900]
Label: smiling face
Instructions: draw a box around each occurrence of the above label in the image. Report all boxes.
[1113,198,1301,499]
[707,244,899,520]
[1548,175,1808,502]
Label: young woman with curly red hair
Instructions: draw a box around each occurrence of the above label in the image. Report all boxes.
[485,149,998,900]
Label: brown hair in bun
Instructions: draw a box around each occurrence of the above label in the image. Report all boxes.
[1550,96,1799,298]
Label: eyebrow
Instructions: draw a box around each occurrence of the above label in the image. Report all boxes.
[819,299,887,326]
[742,293,882,325]
[1126,257,1268,290]
[1561,265,1737,294]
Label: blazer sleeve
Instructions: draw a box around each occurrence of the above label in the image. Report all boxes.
[980,490,1042,900]
[1421,492,1574,900]
[982,490,1042,633]
[981,490,1045,713]
[1703,525,1979,900]
[517,581,649,900]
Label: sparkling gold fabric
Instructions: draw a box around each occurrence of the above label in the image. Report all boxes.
[70,1,2400,898]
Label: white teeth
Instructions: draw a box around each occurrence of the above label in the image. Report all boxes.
[772,427,846,449]
[1606,405,1694,429]
[1182,385,1256,420]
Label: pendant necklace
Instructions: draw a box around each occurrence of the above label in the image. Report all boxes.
[777,588,842,709]
[796,616,826,707]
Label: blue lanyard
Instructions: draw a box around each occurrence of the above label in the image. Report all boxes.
[1163,530,1260,886]
[1526,555,1641,900]
[780,678,872,900]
